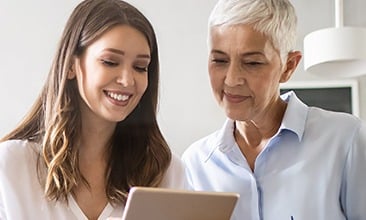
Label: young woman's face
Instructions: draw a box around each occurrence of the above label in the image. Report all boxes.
[208,24,289,122]
[70,25,150,124]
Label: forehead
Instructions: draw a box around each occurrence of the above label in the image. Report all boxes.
[87,25,150,55]
[209,24,276,54]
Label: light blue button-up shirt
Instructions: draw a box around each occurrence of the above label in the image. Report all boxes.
[182,92,366,220]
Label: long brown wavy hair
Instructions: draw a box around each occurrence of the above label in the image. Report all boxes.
[0,0,171,204]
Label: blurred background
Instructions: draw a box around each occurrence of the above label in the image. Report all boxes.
[0,0,365,155]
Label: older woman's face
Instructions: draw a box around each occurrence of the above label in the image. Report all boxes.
[208,24,289,122]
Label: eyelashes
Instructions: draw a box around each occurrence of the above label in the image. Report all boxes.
[100,59,148,73]
[134,66,148,72]
[211,58,228,64]
[101,59,118,67]
[210,59,264,67]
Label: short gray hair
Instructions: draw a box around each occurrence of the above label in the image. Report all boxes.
[208,0,298,63]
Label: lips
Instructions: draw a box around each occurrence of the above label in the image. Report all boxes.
[224,92,249,103]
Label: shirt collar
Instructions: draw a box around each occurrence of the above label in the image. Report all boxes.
[203,118,236,162]
[217,118,236,152]
[280,91,309,141]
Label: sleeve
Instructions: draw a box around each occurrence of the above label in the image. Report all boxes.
[0,188,6,220]
[0,143,8,220]
[181,151,195,190]
[340,120,366,220]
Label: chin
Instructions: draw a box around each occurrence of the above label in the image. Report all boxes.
[226,113,247,122]
[117,115,129,122]
[104,114,129,123]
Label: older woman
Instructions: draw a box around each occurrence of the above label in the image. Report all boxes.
[182,0,366,219]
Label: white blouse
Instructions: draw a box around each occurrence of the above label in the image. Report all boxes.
[0,139,187,220]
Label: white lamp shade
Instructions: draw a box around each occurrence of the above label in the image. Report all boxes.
[304,27,366,78]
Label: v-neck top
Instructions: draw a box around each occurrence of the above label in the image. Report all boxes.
[0,140,187,219]
[68,195,118,220]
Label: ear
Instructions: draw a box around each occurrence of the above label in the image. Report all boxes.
[67,62,76,79]
[279,51,302,83]
[67,57,79,80]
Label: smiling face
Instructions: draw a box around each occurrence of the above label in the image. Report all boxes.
[69,25,150,125]
[208,24,298,123]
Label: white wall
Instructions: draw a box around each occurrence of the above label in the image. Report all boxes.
[1,0,365,156]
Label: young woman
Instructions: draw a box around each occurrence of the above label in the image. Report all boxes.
[0,0,186,219]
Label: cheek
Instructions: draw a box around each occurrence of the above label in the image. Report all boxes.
[209,76,220,95]
[76,61,100,87]
[137,75,149,95]
[208,69,222,90]
[264,73,281,92]
[77,71,101,95]
[75,71,87,95]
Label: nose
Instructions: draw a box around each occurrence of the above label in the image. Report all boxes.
[116,67,135,87]
[224,61,245,87]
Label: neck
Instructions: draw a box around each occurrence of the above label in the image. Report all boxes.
[234,100,287,171]
[236,100,287,141]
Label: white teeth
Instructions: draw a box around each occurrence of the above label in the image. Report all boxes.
[108,92,129,101]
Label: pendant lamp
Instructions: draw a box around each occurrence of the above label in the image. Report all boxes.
[303,0,366,78]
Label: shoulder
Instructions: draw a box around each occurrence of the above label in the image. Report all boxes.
[0,139,33,160]
[0,139,41,209]
[0,139,38,171]
[183,119,234,159]
[304,108,366,152]
[182,129,222,164]
[159,153,188,189]
[309,107,358,121]
[307,107,362,132]
[169,153,185,170]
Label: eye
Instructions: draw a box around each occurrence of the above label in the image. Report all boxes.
[211,58,228,64]
[246,61,263,66]
[210,55,229,65]
[134,65,148,73]
[100,59,118,67]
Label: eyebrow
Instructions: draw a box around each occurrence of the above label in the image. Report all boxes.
[103,48,151,59]
[210,49,226,55]
[210,49,264,57]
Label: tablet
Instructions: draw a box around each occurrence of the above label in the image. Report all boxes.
[121,187,239,220]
